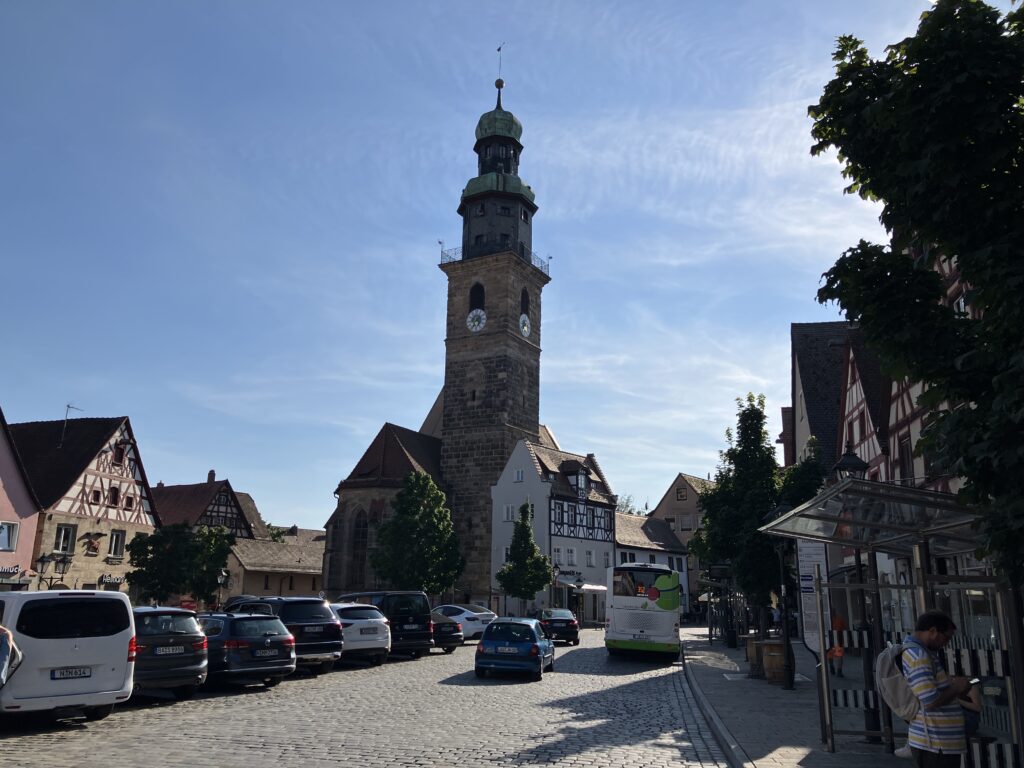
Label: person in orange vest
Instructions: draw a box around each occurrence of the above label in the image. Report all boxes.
[828,612,848,677]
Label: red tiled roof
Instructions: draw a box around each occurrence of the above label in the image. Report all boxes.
[336,423,442,492]
[150,480,231,528]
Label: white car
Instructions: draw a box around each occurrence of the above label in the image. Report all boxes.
[330,603,391,665]
[0,590,135,720]
[433,604,496,640]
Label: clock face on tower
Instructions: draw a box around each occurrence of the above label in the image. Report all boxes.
[519,313,531,338]
[466,308,487,333]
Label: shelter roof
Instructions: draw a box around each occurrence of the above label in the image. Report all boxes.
[759,478,981,557]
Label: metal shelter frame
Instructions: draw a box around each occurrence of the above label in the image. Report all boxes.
[760,478,1024,767]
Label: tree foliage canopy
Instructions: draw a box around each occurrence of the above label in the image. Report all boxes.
[809,0,1024,585]
[370,472,465,595]
[690,394,780,607]
[496,501,553,601]
[127,523,235,604]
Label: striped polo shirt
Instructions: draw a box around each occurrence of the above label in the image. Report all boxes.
[902,635,965,754]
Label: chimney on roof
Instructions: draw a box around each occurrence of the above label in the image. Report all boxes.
[157,481,164,488]
[208,469,216,483]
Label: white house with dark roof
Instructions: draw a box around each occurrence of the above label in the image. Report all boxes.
[491,439,615,623]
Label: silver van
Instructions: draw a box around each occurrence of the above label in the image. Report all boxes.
[0,590,135,720]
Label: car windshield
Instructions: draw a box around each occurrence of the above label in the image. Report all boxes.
[279,601,335,622]
[136,612,201,636]
[541,609,574,619]
[232,617,288,637]
[385,594,430,615]
[17,598,130,639]
[334,606,384,621]
[455,604,491,614]
[485,623,536,643]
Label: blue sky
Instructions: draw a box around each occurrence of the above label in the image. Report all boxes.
[1,2,941,528]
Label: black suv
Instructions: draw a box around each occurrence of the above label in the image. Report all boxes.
[335,591,433,657]
[197,612,296,687]
[243,597,342,674]
[534,608,580,645]
[132,607,208,699]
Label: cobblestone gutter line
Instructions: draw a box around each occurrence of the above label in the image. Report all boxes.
[682,656,757,768]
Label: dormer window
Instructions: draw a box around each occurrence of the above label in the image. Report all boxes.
[112,445,125,465]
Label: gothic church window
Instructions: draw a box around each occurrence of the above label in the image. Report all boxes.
[469,282,485,311]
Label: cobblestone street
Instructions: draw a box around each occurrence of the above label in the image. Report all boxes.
[0,629,726,768]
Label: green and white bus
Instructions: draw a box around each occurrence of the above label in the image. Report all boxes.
[604,563,682,659]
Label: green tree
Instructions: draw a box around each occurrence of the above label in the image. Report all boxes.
[690,394,780,611]
[126,523,235,604]
[496,501,553,602]
[809,0,1024,586]
[370,472,465,595]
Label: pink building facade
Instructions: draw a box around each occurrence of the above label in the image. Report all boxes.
[0,408,40,590]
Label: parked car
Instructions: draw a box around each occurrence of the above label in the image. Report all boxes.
[330,603,391,666]
[197,612,296,687]
[250,597,343,674]
[430,610,464,653]
[534,608,580,645]
[335,591,433,658]
[475,617,555,681]
[220,595,273,615]
[132,606,208,699]
[0,590,135,720]
[433,604,496,640]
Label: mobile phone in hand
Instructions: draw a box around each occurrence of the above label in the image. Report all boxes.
[969,677,981,685]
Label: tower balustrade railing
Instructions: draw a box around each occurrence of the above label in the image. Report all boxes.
[440,242,549,276]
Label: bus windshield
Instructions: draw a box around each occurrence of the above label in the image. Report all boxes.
[612,568,669,598]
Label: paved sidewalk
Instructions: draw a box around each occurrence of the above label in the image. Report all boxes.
[681,626,908,768]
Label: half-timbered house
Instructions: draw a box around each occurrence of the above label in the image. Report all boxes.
[149,471,256,540]
[0,406,41,591]
[491,440,616,622]
[8,416,160,593]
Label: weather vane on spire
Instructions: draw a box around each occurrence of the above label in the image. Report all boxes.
[495,42,507,109]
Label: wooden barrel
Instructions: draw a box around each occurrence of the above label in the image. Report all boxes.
[761,640,785,682]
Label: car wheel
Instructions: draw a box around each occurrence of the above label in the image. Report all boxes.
[83,705,113,722]
[173,685,198,700]
[319,660,335,675]
[545,655,554,673]
[607,646,621,656]
[410,650,423,659]
[264,677,282,688]
[443,646,456,654]
[475,667,486,678]
[572,639,580,646]
[374,653,386,666]
[532,667,543,682]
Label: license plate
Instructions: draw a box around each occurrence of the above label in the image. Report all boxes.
[51,667,91,680]
[553,622,566,627]
[253,649,278,657]
[304,626,323,633]
[403,624,419,630]
[632,633,646,640]
[155,645,184,655]
[497,646,518,654]
[359,627,377,635]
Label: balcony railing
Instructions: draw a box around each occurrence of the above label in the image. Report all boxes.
[440,242,550,276]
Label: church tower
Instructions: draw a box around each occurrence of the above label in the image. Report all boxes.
[440,79,551,601]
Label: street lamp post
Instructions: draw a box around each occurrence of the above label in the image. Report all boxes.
[216,568,229,609]
[550,564,560,609]
[574,575,585,627]
[35,553,73,590]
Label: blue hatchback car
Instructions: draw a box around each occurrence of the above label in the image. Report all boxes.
[474,618,555,681]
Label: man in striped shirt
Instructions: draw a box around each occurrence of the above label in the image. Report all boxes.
[903,610,972,767]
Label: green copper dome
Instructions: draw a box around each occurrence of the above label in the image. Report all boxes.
[475,79,523,142]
